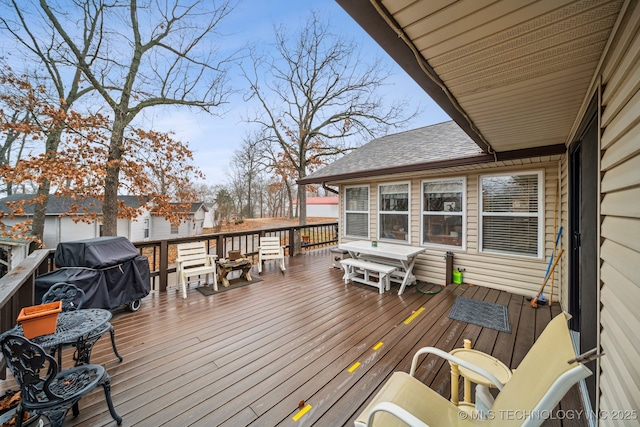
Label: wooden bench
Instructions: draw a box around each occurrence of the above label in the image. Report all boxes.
[340,258,397,294]
[175,242,218,298]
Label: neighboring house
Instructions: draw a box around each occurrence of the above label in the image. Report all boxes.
[0,195,206,248]
[293,196,339,218]
[202,202,220,229]
[302,0,639,420]
[149,202,208,239]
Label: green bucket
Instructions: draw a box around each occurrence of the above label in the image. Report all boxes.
[452,269,463,285]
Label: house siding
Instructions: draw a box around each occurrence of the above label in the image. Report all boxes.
[598,2,640,424]
[341,159,562,298]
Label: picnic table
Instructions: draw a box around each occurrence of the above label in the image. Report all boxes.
[338,240,427,295]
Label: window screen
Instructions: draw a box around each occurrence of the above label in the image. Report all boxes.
[379,183,409,243]
[480,173,542,257]
[344,186,369,238]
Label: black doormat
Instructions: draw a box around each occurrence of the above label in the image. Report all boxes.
[196,277,263,296]
[449,296,511,333]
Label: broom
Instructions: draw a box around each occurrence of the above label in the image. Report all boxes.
[531,249,564,308]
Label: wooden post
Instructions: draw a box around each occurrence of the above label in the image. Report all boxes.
[159,240,168,292]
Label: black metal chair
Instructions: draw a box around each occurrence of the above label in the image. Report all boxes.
[0,334,122,427]
[41,282,123,365]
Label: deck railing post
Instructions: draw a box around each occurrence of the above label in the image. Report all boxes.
[216,234,224,259]
[159,240,168,291]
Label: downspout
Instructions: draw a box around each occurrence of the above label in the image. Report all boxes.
[322,183,339,195]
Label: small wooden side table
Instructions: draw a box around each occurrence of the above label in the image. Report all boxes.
[216,258,253,287]
[449,339,512,412]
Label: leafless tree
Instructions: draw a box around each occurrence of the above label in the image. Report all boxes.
[231,133,269,218]
[242,11,415,225]
[36,0,237,235]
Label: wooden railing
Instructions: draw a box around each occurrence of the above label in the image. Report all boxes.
[135,221,338,291]
[0,222,338,329]
[0,249,54,343]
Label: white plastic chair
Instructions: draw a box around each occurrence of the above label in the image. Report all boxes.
[175,242,217,298]
[257,236,285,274]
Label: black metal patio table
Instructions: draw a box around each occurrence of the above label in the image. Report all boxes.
[1,308,112,366]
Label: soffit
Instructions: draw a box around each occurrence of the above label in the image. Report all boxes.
[371,0,625,152]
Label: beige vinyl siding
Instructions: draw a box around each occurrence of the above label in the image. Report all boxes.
[340,159,562,298]
[598,1,640,423]
[559,154,570,308]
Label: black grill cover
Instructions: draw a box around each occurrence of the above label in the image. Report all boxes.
[35,237,150,310]
[54,236,140,268]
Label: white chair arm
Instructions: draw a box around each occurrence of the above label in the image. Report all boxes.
[410,347,506,391]
[367,402,431,427]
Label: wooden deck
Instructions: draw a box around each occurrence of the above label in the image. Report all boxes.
[2,248,583,426]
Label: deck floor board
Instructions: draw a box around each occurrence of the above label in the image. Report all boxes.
[0,248,583,426]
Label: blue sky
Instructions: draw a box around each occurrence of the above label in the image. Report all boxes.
[1,0,450,187]
[150,0,451,186]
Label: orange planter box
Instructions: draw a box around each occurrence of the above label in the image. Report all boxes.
[17,301,62,339]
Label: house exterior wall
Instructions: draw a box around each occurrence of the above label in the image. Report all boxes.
[339,158,562,298]
[307,204,339,218]
[150,216,194,240]
[44,217,97,248]
[192,208,206,235]
[596,3,640,423]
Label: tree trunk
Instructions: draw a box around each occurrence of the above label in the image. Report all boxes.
[285,182,294,219]
[102,120,126,236]
[30,129,63,250]
[298,186,307,225]
[29,183,50,252]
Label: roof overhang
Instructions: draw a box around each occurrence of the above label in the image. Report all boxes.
[336,0,626,154]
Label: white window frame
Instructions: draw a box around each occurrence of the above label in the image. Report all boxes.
[344,185,370,239]
[479,171,544,259]
[421,177,466,249]
[378,181,410,244]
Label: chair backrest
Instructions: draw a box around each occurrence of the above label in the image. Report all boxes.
[489,313,592,426]
[0,334,60,405]
[177,241,213,267]
[41,282,85,311]
[259,236,282,250]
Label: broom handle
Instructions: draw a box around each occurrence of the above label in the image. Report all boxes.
[534,249,564,300]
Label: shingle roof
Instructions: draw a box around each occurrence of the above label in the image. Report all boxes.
[300,121,486,184]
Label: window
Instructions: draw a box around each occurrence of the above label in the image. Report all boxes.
[170,225,179,234]
[422,178,465,247]
[143,218,150,239]
[379,182,409,243]
[480,172,543,258]
[344,186,369,238]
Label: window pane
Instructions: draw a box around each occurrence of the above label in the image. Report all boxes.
[380,213,408,242]
[482,216,538,256]
[423,179,463,212]
[346,212,368,237]
[482,174,538,213]
[345,187,368,211]
[380,184,408,212]
[423,215,462,247]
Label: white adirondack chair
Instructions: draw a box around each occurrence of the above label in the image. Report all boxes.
[175,242,218,298]
[257,236,285,274]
